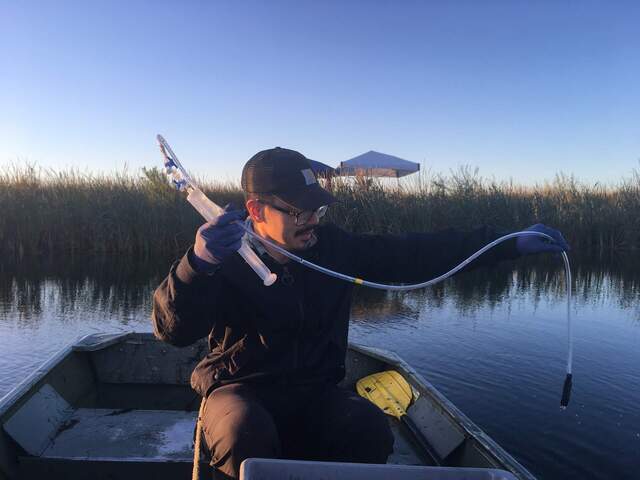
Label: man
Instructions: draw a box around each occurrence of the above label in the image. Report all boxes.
[152,147,569,479]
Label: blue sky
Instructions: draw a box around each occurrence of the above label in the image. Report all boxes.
[2,1,638,184]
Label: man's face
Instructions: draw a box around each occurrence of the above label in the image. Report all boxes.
[248,196,320,251]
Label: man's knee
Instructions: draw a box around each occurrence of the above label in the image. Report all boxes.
[322,390,395,462]
[348,397,395,459]
[202,385,280,478]
[210,404,279,455]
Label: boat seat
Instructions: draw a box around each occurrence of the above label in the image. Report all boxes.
[240,458,519,480]
[40,408,197,461]
[5,389,422,464]
[13,410,424,468]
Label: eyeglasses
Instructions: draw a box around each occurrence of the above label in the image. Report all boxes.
[259,200,328,226]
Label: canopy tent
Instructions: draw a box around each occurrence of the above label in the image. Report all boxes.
[337,151,420,178]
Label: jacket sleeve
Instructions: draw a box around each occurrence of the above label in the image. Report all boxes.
[151,248,220,347]
[340,226,521,284]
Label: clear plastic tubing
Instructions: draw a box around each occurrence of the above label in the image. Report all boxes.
[241,225,574,407]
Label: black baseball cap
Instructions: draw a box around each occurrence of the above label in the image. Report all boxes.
[241,147,336,211]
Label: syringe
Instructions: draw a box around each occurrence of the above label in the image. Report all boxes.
[157,135,277,286]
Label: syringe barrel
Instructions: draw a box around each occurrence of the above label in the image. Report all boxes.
[238,243,277,286]
[187,188,224,222]
[186,188,277,286]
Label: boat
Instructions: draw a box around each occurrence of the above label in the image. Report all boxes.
[0,332,536,479]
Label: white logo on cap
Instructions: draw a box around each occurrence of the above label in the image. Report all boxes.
[301,169,316,185]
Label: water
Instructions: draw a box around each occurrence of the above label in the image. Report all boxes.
[1,254,639,479]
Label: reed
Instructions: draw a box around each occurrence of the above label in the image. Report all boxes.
[1,164,638,259]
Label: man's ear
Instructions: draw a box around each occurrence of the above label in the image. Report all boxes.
[246,199,265,223]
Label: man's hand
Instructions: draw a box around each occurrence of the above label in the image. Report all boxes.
[192,204,246,272]
[516,223,570,256]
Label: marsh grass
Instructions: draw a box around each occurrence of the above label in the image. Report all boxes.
[1,164,638,259]
[0,165,243,259]
[326,166,640,257]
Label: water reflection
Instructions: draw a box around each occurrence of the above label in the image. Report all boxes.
[350,255,640,323]
[0,254,173,322]
[2,254,639,322]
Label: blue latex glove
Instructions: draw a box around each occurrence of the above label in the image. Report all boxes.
[192,204,245,272]
[516,223,570,256]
